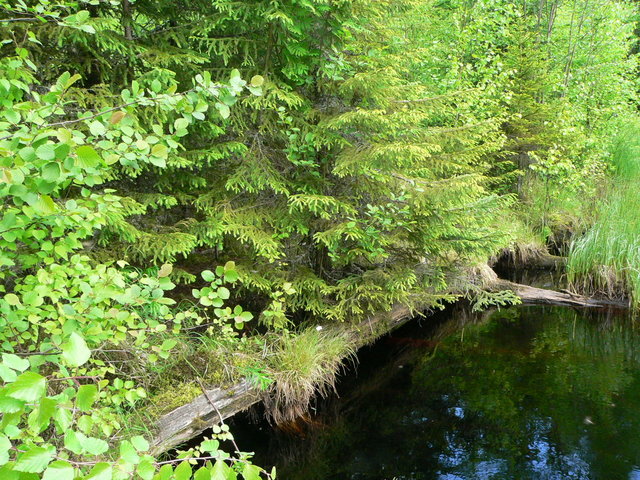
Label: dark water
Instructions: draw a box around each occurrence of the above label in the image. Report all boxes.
[231,305,640,480]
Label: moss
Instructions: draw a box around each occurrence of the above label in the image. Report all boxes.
[146,381,202,419]
[151,346,232,391]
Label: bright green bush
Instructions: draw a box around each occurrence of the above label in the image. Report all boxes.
[0,2,272,478]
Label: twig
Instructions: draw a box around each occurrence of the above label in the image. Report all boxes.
[14,348,61,356]
[196,378,241,455]
[0,17,38,23]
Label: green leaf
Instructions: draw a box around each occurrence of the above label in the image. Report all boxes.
[174,460,192,480]
[61,332,91,367]
[242,463,262,480]
[0,465,18,480]
[33,195,57,215]
[200,439,219,454]
[64,430,109,455]
[160,339,177,352]
[36,179,56,195]
[18,147,36,162]
[76,384,98,411]
[41,162,61,183]
[0,365,16,383]
[211,460,229,480]
[4,110,20,123]
[151,144,168,159]
[248,85,263,96]
[250,75,265,87]
[35,144,56,161]
[201,270,216,282]
[77,415,93,434]
[22,291,43,307]
[3,294,20,306]
[219,92,236,106]
[148,156,167,168]
[0,393,25,413]
[157,464,174,480]
[85,462,112,480]
[62,73,82,90]
[54,143,70,160]
[29,396,56,433]
[76,145,102,168]
[0,435,10,466]
[42,460,74,480]
[194,467,210,480]
[84,436,109,455]
[54,407,72,432]
[63,431,83,455]
[119,440,139,463]
[137,459,155,480]
[215,102,230,119]
[224,270,239,283]
[174,118,189,130]
[130,435,149,452]
[2,353,29,372]
[14,446,54,473]
[5,371,46,402]
[89,121,106,136]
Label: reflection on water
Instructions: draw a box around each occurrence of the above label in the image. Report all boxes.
[231,305,640,480]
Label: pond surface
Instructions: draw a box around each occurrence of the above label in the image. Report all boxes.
[231,304,640,480]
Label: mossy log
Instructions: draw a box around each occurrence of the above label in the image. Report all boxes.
[150,379,260,455]
[151,274,626,454]
[150,304,417,455]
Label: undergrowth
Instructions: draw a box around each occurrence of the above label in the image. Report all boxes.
[498,215,549,265]
[567,126,640,307]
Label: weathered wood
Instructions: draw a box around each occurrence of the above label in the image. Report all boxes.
[493,279,628,308]
[151,379,260,455]
[150,303,418,455]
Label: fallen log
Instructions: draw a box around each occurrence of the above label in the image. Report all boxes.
[493,279,629,308]
[151,379,259,455]
[150,274,628,454]
[150,303,418,455]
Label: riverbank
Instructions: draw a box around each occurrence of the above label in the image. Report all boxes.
[149,264,627,454]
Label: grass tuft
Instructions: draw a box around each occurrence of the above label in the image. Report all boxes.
[567,126,640,307]
[263,327,356,425]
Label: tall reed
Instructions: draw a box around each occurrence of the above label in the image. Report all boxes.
[567,127,640,308]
